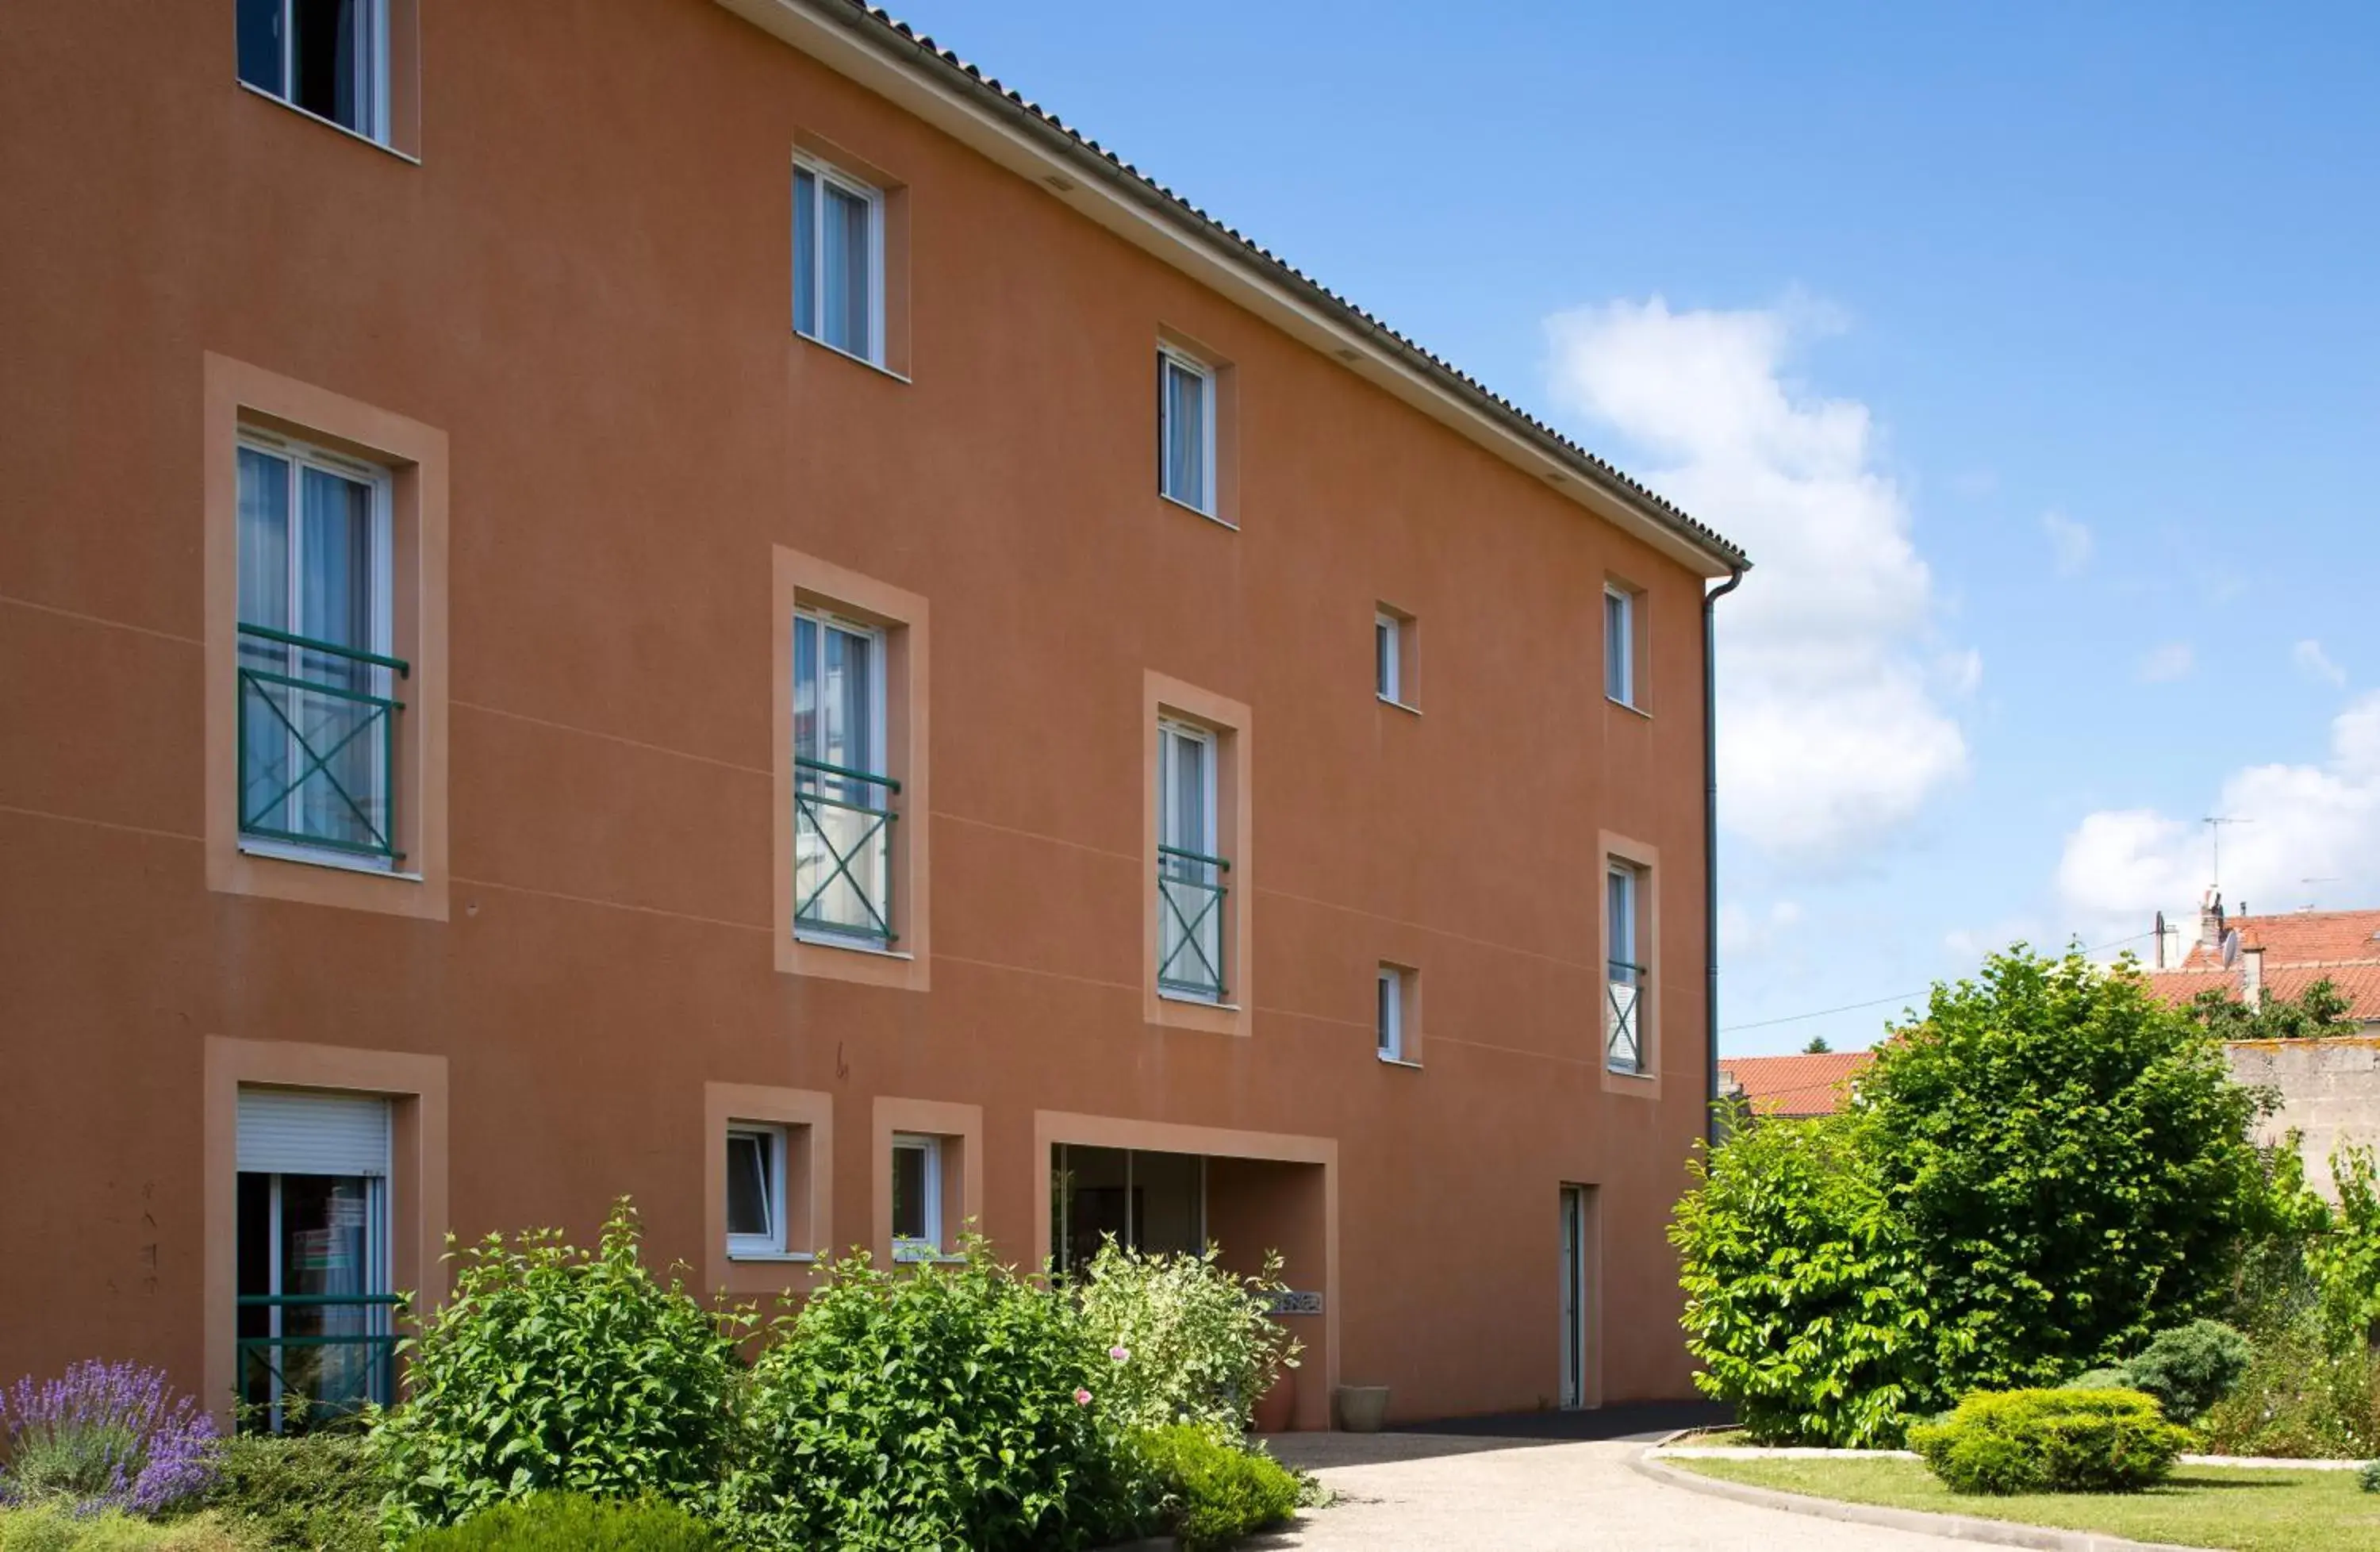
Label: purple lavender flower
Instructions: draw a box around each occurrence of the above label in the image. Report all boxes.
[0,1360,221,1517]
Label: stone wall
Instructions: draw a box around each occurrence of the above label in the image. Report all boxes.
[2226,1037,2380,1196]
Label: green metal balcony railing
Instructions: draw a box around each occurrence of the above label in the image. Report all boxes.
[794,755,898,944]
[237,624,407,861]
[1606,961,1645,1074]
[235,1292,403,1432]
[1157,844,1230,1001]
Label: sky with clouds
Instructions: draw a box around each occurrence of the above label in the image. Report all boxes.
[887,0,2380,1052]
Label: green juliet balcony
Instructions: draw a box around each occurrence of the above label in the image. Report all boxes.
[1606,961,1645,1074]
[795,755,899,944]
[237,624,407,862]
[1157,844,1230,1001]
[235,1291,402,1432]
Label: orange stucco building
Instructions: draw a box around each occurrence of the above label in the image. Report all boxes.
[0,0,1746,1429]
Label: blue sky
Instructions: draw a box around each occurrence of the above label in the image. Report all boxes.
[887,1,2380,1053]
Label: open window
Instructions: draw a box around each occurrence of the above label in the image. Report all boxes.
[891,1134,944,1262]
[725,1125,789,1259]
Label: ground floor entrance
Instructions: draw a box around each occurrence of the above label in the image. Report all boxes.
[1050,1143,1207,1273]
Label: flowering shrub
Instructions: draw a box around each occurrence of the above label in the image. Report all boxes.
[1073,1241,1300,1440]
[720,1239,1142,1551]
[0,1362,220,1518]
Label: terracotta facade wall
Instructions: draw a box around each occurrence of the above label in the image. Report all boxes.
[0,0,1717,1422]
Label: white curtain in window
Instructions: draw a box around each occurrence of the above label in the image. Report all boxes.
[1161,357,1207,509]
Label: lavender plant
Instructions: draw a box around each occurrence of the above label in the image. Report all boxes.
[0,1360,221,1516]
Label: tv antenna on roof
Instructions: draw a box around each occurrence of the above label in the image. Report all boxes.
[2203,816,2252,890]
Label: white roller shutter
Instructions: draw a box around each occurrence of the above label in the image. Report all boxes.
[236,1089,391,1177]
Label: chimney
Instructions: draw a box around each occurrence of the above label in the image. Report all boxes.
[2199,889,2225,952]
[2154,910,2167,970]
[2244,945,2265,1012]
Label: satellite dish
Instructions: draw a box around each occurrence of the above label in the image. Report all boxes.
[2221,928,2241,968]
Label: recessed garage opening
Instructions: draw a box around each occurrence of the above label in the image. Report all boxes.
[1050,1144,1206,1273]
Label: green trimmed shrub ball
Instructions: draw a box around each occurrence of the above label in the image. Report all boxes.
[1910,1389,2190,1495]
[1131,1426,1300,1551]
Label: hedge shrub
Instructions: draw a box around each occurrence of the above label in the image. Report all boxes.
[1910,1389,2190,1495]
[374,1203,742,1537]
[1130,1427,1299,1552]
[205,1430,381,1552]
[0,1506,246,1552]
[399,1494,717,1551]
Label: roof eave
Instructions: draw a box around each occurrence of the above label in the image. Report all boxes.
[713,0,1751,579]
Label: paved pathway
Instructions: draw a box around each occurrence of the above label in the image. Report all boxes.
[1246,1434,1961,1551]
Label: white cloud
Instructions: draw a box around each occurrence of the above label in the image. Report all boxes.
[2041,509,2094,578]
[2295,639,2348,688]
[2055,691,2380,944]
[2137,642,2196,684]
[1720,898,1806,960]
[1545,297,1968,862]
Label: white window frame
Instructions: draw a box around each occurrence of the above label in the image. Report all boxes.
[1157,346,1219,517]
[1604,586,1636,707]
[1156,717,1225,1001]
[1376,611,1403,704]
[891,1133,943,1262]
[792,605,893,947]
[241,0,393,146]
[1606,862,1645,1074]
[792,156,887,367]
[1377,965,1406,1062]
[725,1124,788,1259]
[235,428,398,871]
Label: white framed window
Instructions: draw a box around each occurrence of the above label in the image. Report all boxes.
[236,429,401,867]
[1376,612,1403,703]
[793,607,895,945]
[1157,719,1226,1001]
[891,1134,942,1261]
[1603,586,1636,706]
[236,0,392,144]
[234,1088,393,1431]
[793,158,885,365]
[1157,347,1217,515]
[725,1125,788,1258]
[1606,862,1645,1074]
[1377,966,1407,1062]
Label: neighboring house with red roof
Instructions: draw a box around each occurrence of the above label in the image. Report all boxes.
[2138,893,2380,1030]
[1716,1050,1876,1120]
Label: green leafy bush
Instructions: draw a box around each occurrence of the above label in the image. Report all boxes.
[205,1429,382,1552]
[398,1493,717,1550]
[0,1505,248,1552]
[1129,1427,1298,1552]
[2359,1459,2380,1493]
[720,1240,1133,1552]
[1668,1111,1929,1446]
[1910,1389,2190,1495]
[2107,1320,2251,1424]
[2199,1315,2380,1459]
[374,1202,741,1537]
[1073,1241,1301,1440]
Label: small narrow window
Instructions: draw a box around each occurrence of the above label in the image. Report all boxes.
[793,608,896,946]
[793,159,885,364]
[725,1127,786,1258]
[236,0,391,144]
[1377,966,1406,1062]
[1606,863,1645,1074]
[236,432,402,867]
[1603,586,1635,706]
[1157,348,1217,514]
[1157,720,1227,1001]
[891,1135,942,1260]
[1376,613,1402,703]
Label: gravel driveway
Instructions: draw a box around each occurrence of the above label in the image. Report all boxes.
[1246,1433,1961,1551]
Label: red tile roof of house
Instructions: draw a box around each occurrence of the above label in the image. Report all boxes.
[2142,962,2380,1024]
[1716,1051,1877,1118]
[2142,910,2380,1024]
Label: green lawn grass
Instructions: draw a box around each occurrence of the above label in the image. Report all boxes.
[1672,1455,2380,1552]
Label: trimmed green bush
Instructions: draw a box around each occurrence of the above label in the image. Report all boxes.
[1130,1427,1299,1552]
[720,1240,1134,1552]
[2108,1320,2251,1424]
[2359,1459,2380,1493]
[205,1430,381,1552]
[1910,1389,2190,1495]
[373,1202,743,1538]
[0,1506,248,1552]
[1073,1241,1301,1441]
[399,1494,716,1550]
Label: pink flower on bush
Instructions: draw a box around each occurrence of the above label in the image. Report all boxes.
[1109,1346,1130,1363]
[1073,1388,1093,1407]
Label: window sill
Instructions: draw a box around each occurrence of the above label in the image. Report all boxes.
[892,1250,965,1266]
[793,331,912,384]
[1157,989,1240,1012]
[238,82,419,164]
[727,1249,816,1265]
[238,839,421,882]
[1376,695,1421,716]
[793,932,912,960]
[1377,1055,1423,1070]
[1158,492,1238,531]
[1606,696,1653,720]
[1605,1065,1654,1081]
